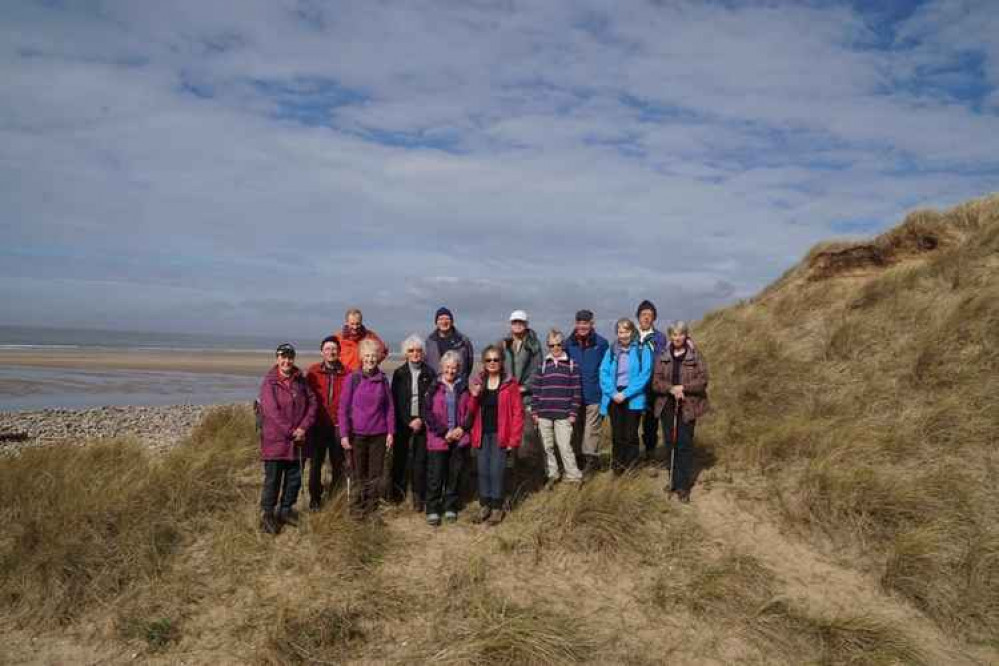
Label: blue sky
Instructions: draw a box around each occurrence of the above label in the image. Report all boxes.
[1,0,997,346]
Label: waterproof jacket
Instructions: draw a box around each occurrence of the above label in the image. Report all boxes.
[533,354,582,421]
[390,361,435,432]
[469,374,525,449]
[424,328,474,379]
[338,368,395,439]
[652,342,710,423]
[258,366,317,461]
[503,329,542,407]
[305,361,347,431]
[338,328,389,372]
[598,341,653,414]
[637,328,668,367]
[564,330,609,406]
[422,378,477,452]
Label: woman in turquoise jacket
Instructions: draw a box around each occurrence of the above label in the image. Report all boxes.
[599,318,653,474]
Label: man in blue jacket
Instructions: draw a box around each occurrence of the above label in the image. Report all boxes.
[565,309,609,473]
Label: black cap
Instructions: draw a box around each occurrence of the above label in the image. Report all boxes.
[319,335,339,350]
[575,309,594,322]
[636,300,657,319]
[275,343,296,357]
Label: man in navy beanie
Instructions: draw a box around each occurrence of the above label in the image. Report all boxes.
[636,300,667,466]
[424,306,474,379]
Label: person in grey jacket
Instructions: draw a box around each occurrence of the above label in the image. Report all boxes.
[503,309,545,492]
[423,306,474,380]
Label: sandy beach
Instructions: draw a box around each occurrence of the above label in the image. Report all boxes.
[0,347,309,376]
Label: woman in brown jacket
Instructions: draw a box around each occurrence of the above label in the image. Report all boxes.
[652,321,709,502]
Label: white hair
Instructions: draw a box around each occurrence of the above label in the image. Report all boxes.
[401,334,424,353]
[440,350,463,371]
[667,320,690,336]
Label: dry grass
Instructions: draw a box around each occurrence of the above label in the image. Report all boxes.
[697,193,999,642]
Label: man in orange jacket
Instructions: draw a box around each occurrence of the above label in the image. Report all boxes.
[337,307,388,372]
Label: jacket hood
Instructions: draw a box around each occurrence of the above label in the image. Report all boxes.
[266,365,302,383]
[307,360,346,376]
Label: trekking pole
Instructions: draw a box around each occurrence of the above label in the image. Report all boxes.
[668,396,681,494]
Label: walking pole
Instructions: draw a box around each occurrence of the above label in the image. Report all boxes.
[668,396,681,495]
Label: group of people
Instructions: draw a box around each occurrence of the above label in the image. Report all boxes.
[254,303,709,534]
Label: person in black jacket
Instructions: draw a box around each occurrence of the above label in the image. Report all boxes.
[390,334,436,510]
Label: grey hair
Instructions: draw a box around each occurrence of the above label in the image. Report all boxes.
[547,328,564,345]
[358,338,380,357]
[667,320,690,337]
[401,334,424,353]
[440,350,463,371]
[344,307,363,320]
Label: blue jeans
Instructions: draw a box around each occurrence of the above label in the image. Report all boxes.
[477,433,507,509]
[261,460,302,513]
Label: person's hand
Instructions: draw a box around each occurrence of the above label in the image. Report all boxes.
[409,417,423,432]
[532,413,539,424]
[469,381,482,397]
[292,427,306,441]
[451,426,464,441]
[341,436,352,450]
[568,415,576,424]
[613,392,626,404]
[670,386,685,400]
[386,433,394,450]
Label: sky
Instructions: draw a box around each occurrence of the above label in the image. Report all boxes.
[1,0,997,348]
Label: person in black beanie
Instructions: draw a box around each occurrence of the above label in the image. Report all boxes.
[424,306,474,380]
[635,300,667,467]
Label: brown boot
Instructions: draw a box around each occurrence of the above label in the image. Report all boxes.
[487,509,505,525]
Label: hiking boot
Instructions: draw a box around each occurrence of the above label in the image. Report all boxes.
[260,510,279,535]
[544,477,558,491]
[486,509,505,525]
[444,511,458,524]
[308,499,322,513]
[472,505,492,524]
[677,489,691,504]
[413,500,426,513]
[564,477,583,487]
[278,507,299,526]
[427,513,442,527]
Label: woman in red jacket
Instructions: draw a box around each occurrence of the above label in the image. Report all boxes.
[469,344,524,525]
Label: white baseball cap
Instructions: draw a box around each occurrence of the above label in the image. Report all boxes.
[509,309,529,322]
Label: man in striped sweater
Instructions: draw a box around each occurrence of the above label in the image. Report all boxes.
[532,328,583,488]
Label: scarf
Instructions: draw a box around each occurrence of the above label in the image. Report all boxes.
[341,323,368,342]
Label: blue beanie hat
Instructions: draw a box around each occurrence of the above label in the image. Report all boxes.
[435,307,454,323]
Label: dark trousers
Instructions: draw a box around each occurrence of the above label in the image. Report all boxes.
[642,394,660,454]
[309,425,343,504]
[477,433,507,510]
[661,408,696,492]
[351,434,386,514]
[426,445,464,515]
[260,460,302,513]
[608,401,640,474]
[390,427,428,504]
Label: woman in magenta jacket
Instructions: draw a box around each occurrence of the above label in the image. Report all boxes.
[469,344,525,525]
[257,343,317,534]
[422,350,477,526]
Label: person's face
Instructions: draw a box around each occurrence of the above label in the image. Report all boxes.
[510,320,527,336]
[321,342,339,365]
[574,319,593,338]
[346,313,363,334]
[483,351,502,375]
[638,310,655,330]
[669,330,688,349]
[548,339,564,356]
[436,315,453,334]
[361,349,379,372]
[406,345,425,363]
[617,324,632,346]
[441,361,459,383]
[277,353,295,375]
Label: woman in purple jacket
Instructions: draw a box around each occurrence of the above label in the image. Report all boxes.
[422,350,476,527]
[257,343,317,534]
[339,338,395,517]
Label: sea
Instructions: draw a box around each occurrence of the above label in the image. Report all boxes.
[0,325,306,412]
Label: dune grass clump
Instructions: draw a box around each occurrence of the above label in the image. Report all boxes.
[0,405,257,626]
[696,194,999,642]
[428,555,597,665]
[502,471,663,560]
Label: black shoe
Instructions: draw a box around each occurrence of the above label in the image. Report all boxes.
[413,500,426,513]
[260,511,279,534]
[308,500,322,512]
[677,490,691,504]
[278,507,300,526]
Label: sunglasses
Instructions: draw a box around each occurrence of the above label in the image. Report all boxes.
[406,348,423,353]
[484,357,501,363]
[548,343,563,348]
